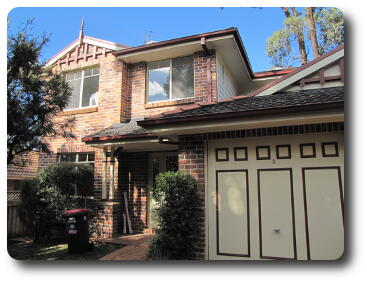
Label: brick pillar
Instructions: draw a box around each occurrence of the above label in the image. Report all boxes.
[178,134,206,259]
[194,50,217,103]
[92,201,122,238]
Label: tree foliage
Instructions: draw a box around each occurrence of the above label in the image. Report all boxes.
[7,20,74,165]
[17,163,94,242]
[147,171,201,260]
[266,7,344,67]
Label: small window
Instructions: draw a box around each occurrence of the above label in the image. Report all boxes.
[65,67,99,110]
[147,56,194,103]
[58,153,95,166]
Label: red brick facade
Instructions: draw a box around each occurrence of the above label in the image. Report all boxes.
[32,40,218,240]
[178,134,206,259]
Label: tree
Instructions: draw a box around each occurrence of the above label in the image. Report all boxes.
[7,20,74,165]
[266,7,344,67]
[18,163,94,243]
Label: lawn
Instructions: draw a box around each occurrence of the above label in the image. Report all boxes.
[7,240,123,260]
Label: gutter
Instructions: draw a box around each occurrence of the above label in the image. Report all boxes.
[113,27,255,79]
[137,102,344,127]
[82,132,157,143]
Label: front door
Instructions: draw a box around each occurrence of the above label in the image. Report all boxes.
[148,152,178,228]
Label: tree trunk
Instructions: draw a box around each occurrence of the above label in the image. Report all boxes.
[305,7,320,58]
[290,7,308,65]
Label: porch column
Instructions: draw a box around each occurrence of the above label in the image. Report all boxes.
[101,148,108,200]
[109,146,115,200]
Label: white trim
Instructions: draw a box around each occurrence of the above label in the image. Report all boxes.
[44,37,125,68]
[83,37,125,52]
[256,49,344,97]
[45,40,79,68]
[116,40,202,61]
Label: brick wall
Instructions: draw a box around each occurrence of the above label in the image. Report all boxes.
[178,134,206,260]
[35,42,219,239]
[91,202,122,238]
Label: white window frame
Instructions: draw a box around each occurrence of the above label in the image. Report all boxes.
[146,55,195,103]
[57,153,95,165]
[65,67,100,110]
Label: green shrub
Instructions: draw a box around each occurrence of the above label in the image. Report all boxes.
[17,163,94,243]
[147,171,201,260]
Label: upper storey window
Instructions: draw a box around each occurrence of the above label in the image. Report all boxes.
[65,67,100,110]
[147,55,194,103]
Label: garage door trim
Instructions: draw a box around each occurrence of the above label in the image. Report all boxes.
[216,169,251,257]
[302,166,344,260]
[257,168,298,260]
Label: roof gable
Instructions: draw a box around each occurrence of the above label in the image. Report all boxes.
[44,36,128,68]
[244,45,344,97]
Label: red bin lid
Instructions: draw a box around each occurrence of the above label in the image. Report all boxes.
[63,208,91,215]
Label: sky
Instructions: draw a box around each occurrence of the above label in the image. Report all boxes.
[8,7,288,72]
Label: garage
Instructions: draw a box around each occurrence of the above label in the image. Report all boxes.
[207,132,344,260]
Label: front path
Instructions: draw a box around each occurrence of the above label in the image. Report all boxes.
[96,234,154,260]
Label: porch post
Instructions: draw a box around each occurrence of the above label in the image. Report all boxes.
[102,148,108,200]
[109,146,115,200]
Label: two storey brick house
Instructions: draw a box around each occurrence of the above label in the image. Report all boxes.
[13,27,344,260]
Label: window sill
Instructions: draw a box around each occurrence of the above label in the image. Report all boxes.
[145,98,195,109]
[61,106,98,115]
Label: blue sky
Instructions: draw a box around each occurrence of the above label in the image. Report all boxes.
[8,7,288,72]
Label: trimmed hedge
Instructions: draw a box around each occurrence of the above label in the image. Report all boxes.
[147,171,201,260]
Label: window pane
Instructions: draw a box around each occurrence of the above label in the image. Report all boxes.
[68,154,76,162]
[172,56,194,99]
[87,154,95,162]
[66,79,82,109]
[166,155,178,172]
[59,154,68,162]
[147,60,170,102]
[78,154,87,162]
[92,67,99,75]
[84,69,93,77]
[81,75,99,107]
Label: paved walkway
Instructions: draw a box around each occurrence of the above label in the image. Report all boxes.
[96,234,154,260]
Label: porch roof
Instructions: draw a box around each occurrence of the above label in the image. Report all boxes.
[82,118,155,143]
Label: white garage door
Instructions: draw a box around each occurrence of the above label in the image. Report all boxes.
[207,133,344,260]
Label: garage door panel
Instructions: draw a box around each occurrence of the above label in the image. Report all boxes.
[258,169,296,259]
[208,133,344,260]
[302,167,344,260]
[216,170,250,257]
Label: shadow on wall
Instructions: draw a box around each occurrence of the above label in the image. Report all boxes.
[118,152,148,234]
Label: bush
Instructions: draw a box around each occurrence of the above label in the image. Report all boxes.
[147,171,201,260]
[17,163,94,243]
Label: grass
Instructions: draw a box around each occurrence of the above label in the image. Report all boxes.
[7,240,123,260]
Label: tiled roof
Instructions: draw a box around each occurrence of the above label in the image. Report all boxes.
[7,152,40,179]
[83,118,149,139]
[83,87,344,141]
[143,87,344,121]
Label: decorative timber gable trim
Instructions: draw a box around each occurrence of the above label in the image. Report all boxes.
[290,57,344,87]
[44,36,128,68]
[244,45,344,97]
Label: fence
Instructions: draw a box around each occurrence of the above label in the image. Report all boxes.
[7,191,26,236]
